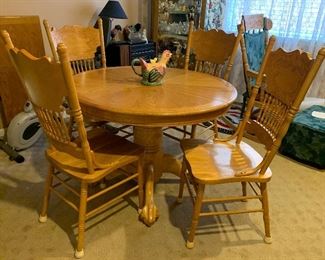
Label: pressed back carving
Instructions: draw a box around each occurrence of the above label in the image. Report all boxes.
[1,30,98,173]
[240,45,325,159]
[185,21,243,80]
[189,30,236,64]
[43,19,106,74]
[263,49,314,106]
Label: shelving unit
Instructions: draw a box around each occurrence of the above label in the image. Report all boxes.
[151,0,206,68]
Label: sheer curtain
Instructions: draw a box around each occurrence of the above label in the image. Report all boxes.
[222,0,325,98]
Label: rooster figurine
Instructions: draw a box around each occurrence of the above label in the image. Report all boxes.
[138,50,172,86]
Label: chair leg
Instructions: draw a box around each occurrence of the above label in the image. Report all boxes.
[186,183,205,249]
[260,183,272,244]
[241,181,247,196]
[190,125,197,138]
[240,92,248,118]
[75,181,88,259]
[182,126,188,139]
[241,182,248,201]
[213,119,219,139]
[138,157,145,211]
[39,164,54,223]
[177,159,187,203]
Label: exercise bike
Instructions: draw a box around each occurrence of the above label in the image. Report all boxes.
[0,101,42,163]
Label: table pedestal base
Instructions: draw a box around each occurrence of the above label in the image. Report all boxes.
[134,126,182,226]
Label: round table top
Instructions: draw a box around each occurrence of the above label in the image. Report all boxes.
[74,67,237,127]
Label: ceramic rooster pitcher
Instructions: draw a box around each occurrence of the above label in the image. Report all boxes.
[131,50,172,86]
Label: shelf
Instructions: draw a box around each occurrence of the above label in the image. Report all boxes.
[169,11,189,14]
[158,34,188,40]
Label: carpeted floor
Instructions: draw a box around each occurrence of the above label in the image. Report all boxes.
[0,129,324,260]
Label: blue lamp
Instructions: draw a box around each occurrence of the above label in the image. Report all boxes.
[99,0,128,45]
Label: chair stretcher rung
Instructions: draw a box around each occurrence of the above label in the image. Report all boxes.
[248,182,260,196]
[87,173,138,201]
[198,123,215,132]
[162,132,183,141]
[200,208,263,217]
[120,167,135,175]
[119,129,133,137]
[86,185,138,219]
[52,174,79,197]
[50,187,79,212]
[118,125,131,130]
[121,133,133,139]
[202,195,262,203]
[117,125,133,137]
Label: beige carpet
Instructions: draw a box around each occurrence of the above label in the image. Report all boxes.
[0,130,324,260]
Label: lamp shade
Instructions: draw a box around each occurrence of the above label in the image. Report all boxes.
[99,1,128,19]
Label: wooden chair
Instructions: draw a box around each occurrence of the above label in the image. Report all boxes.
[239,14,273,117]
[44,19,132,137]
[164,21,243,141]
[43,18,106,74]
[177,35,325,248]
[1,30,144,258]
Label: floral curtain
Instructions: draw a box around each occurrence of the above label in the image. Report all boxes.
[204,0,226,30]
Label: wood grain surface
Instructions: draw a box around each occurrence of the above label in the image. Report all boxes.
[74,67,237,127]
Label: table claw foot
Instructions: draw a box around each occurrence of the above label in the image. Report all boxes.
[139,204,159,226]
[139,163,159,226]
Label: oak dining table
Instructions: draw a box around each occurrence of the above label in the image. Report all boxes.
[74,66,237,226]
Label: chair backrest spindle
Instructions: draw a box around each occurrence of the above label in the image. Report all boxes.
[43,19,106,74]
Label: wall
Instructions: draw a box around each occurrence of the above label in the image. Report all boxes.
[0,0,140,54]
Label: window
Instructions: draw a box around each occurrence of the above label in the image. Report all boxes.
[223,0,324,41]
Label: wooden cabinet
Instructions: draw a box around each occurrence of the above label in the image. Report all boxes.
[151,0,206,68]
[0,16,45,127]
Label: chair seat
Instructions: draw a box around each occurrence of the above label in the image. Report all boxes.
[47,128,143,182]
[180,138,272,184]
